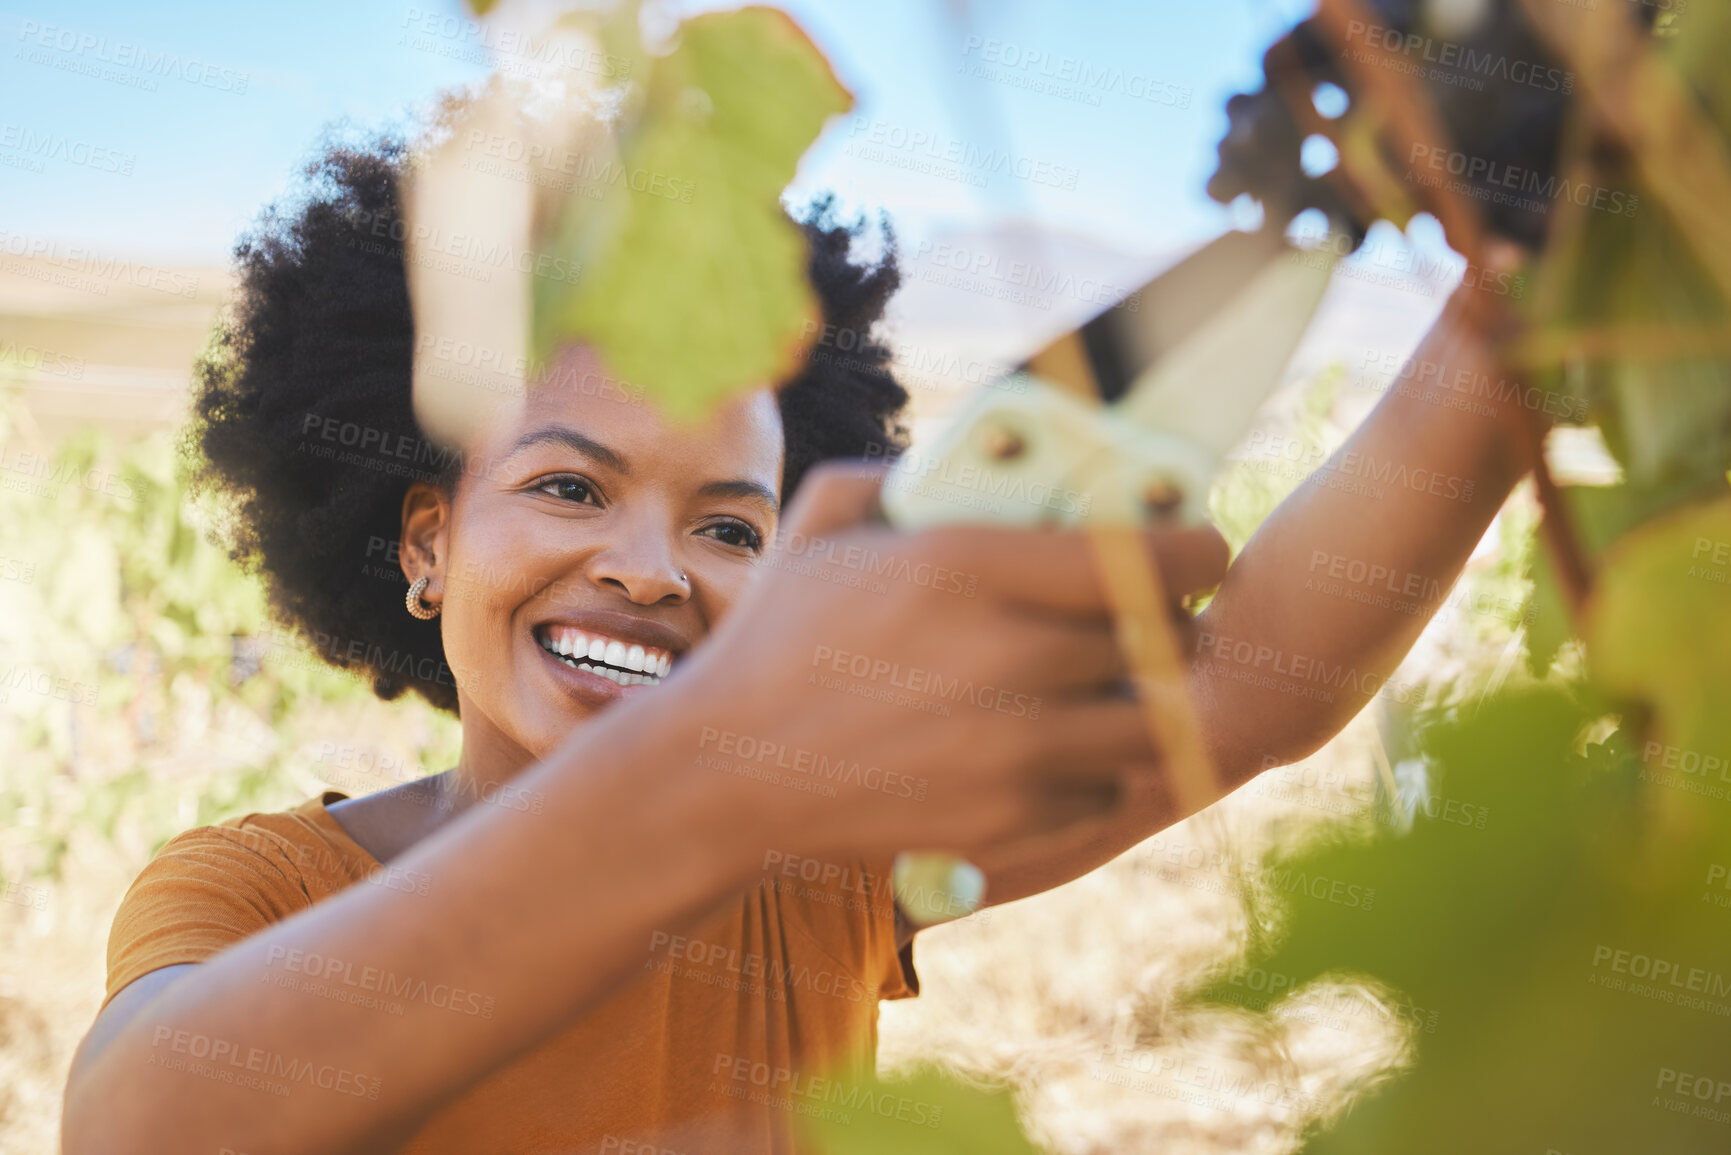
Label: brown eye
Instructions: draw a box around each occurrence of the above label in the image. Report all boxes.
[700,520,763,552]
[537,476,597,505]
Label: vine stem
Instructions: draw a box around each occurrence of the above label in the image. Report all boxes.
[1476,243,1598,630]
[1518,402,1595,625]
[1476,244,1596,630]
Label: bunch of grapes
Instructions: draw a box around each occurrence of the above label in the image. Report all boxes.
[1209,0,1661,253]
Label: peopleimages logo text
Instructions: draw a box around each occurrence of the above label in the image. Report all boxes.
[1345,19,1571,94]
[16,19,250,93]
[1408,144,1639,216]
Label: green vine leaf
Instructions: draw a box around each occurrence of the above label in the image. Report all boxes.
[1197,691,1731,1154]
[1587,493,1731,756]
[799,1067,1037,1155]
[1521,12,1731,495]
[1522,477,1720,676]
[536,6,853,421]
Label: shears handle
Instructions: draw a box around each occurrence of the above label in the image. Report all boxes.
[879,378,1216,925]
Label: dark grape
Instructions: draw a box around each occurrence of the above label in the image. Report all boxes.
[1209,0,1660,254]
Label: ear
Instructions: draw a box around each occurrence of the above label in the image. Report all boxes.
[400,482,452,603]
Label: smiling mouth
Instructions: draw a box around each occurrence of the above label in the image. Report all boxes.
[536,625,673,687]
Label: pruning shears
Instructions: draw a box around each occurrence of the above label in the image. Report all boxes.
[880,225,1342,926]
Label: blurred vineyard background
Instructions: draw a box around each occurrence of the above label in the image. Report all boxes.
[0,243,1564,1152]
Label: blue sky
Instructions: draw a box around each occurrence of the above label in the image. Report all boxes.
[0,0,1317,265]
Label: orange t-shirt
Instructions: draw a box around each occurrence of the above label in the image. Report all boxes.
[103,792,921,1154]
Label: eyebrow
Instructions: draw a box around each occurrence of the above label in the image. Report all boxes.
[506,426,630,474]
[508,424,780,513]
[699,479,781,515]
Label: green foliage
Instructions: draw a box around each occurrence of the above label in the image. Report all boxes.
[1521,475,1718,676]
[800,1067,1037,1155]
[1518,11,1731,674]
[1524,6,1731,494]
[1588,496,1731,757]
[1192,16,1731,1153]
[1204,688,1731,1153]
[1538,203,1731,487]
[537,6,853,422]
[0,387,457,889]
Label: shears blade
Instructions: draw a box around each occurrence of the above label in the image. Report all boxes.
[1019,227,1341,465]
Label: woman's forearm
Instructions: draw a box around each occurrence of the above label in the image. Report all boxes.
[63,688,767,1155]
[1193,291,1537,782]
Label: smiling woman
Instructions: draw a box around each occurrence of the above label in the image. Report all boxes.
[58,130,1229,1155]
[182,135,910,720]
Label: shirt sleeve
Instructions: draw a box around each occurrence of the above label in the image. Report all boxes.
[771,854,919,1002]
[866,855,920,1001]
[103,824,314,1010]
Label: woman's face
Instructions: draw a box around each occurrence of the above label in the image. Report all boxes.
[404,345,785,771]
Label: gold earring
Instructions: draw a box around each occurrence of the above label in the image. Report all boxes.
[406,575,441,620]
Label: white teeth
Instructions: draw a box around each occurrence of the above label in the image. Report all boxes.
[547,630,587,657]
[571,659,657,687]
[548,650,663,687]
[539,629,671,685]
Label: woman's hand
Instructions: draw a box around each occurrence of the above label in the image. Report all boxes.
[645,461,1229,862]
